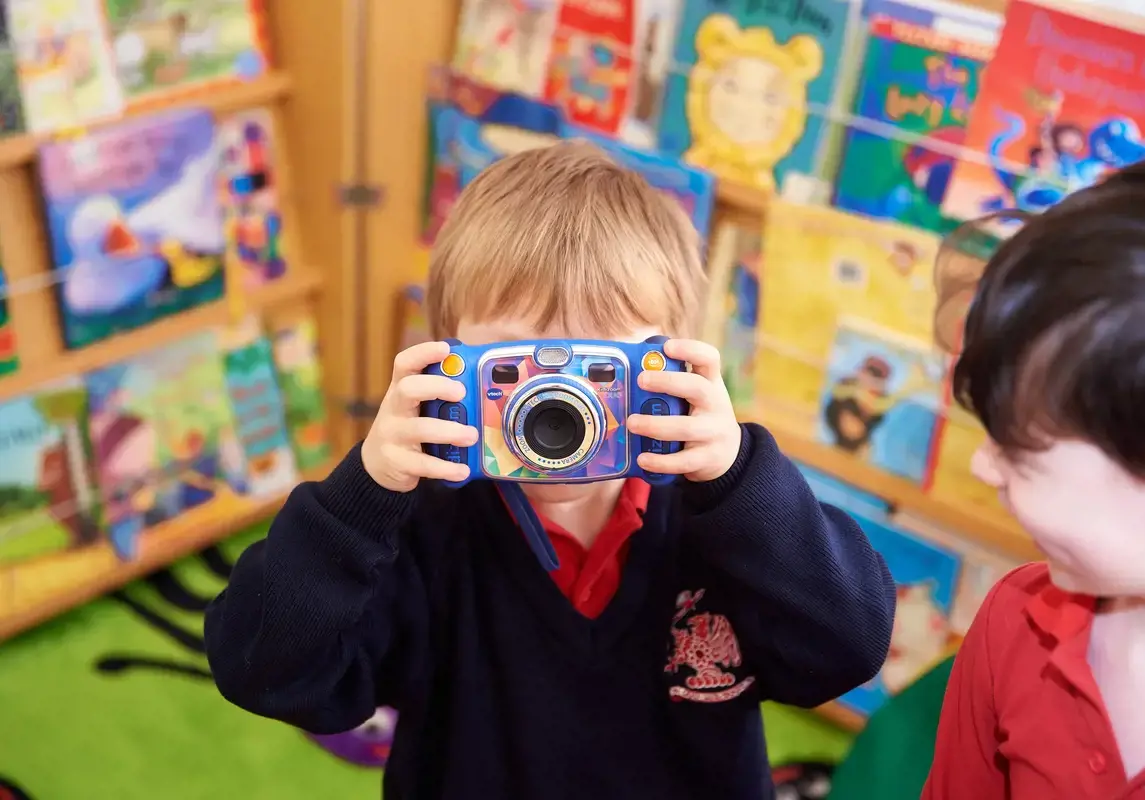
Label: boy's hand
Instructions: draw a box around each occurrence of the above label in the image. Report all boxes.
[362,341,478,492]
[627,339,742,483]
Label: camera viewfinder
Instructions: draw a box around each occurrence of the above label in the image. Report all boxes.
[587,363,616,383]
[491,364,520,384]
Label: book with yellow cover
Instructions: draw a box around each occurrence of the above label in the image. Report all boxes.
[757,201,943,482]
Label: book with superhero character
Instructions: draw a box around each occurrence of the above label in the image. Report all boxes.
[38,108,226,349]
[942,0,1145,222]
[833,13,996,233]
[655,0,858,195]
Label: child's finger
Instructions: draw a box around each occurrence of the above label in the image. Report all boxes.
[636,449,704,476]
[638,370,710,407]
[627,413,712,442]
[403,418,478,447]
[393,374,466,411]
[398,450,470,482]
[392,340,452,381]
[664,339,721,380]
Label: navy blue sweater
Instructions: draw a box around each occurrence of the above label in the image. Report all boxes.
[205,423,895,799]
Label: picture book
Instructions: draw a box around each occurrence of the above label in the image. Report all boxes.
[817,317,946,484]
[942,0,1145,222]
[796,461,891,521]
[702,220,760,407]
[833,14,995,233]
[270,318,330,472]
[85,332,240,559]
[655,0,857,194]
[756,201,942,445]
[861,0,1002,32]
[217,108,287,288]
[836,512,961,716]
[7,0,123,133]
[101,0,269,101]
[0,380,100,571]
[39,107,226,350]
[617,0,683,148]
[452,0,561,96]
[0,0,24,135]
[219,317,297,498]
[0,266,15,376]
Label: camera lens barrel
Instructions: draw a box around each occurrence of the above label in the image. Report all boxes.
[504,375,605,474]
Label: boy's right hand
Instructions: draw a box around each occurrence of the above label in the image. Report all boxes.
[362,341,477,492]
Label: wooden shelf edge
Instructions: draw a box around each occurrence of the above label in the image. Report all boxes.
[0,269,322,402]
[0,458,333,643]
[815,701,866,732]
[738,407,1040,561]
[0,72,293,170]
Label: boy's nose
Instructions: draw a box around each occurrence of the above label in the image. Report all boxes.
[970,442,1005,488]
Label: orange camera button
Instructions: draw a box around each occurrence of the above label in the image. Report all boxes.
[441,353,465,377]
[641,351,666,372]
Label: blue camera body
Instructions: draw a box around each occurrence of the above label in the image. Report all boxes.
[422,335,688,488]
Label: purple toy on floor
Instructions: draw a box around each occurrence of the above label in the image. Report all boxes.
[307,707,398,768]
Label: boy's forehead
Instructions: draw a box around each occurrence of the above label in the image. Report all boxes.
[456,316,661,344]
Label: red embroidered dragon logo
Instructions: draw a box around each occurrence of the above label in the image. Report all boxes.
[664,589,755,703]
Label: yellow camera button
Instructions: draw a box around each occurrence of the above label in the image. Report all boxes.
[641,351,666,372]
[441,353,465,377]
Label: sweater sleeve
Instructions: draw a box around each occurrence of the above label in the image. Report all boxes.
[680,423,896,708]
[204,443,429,735]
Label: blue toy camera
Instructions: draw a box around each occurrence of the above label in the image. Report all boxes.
[421,336,688,488]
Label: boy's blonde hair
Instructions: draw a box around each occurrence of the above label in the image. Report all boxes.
[426,140,705,339]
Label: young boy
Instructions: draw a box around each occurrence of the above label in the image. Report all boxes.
[205,141,895,799]
[923,164,1145,799]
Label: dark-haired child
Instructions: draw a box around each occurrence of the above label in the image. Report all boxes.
[923,163,1145,799]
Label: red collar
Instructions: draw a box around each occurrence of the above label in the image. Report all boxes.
[1024,579,1101,702]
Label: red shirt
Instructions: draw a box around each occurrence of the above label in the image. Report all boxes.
[500,479,650,619]
[924,562,1145,799]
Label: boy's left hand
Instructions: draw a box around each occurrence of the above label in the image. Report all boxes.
[627,339,742,483]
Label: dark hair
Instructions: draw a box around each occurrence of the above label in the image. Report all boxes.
[947,161,1145,475]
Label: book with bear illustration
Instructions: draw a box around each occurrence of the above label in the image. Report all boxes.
[38,108,226,350]
[833,11,997,233]
[0,380,100,576]
[655,0,858,196]
[85,333,241,560]
[836,511,962,716]
[271,318,331,472]
[756,201,943,460]
[941,0,1145,223]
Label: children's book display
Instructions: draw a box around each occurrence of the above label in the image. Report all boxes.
[756,200,945,484]
[833,10,997,233]
[270,318,331,473]
[656,0,858,196]
[942,0,1145,221]
[39,107,226,350]
[702,220,760,408]
[6,0,268,134]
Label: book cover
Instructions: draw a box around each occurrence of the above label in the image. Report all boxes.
[0,381,100,570]
[618,0,683,148]
[101,0,269,101]
[817,318,946,483]
[796,461,891,521]
[219,317,298,497]
[0,0,24,135]
[39,108,226,350]
[85,332,239,558]
[756,201,942,446]
[655,0,856,194]
[942,0,1145,221]
[217,107,287,287]
[271,318,330,472]
[0,266,15,376]
[452,0,561,96]
[702,220,760,407]
[836,513,961,716]
[833,15,994,233]
[8,0,123,133]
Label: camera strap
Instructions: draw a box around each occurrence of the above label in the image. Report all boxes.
[499,482,560,572]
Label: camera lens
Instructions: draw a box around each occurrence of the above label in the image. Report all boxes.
[523,399,584,460]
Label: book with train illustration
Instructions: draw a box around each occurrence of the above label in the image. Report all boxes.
[219,317,297,498]
[7,0,124,133]
[837,511,962,716]
[101,0,270,101]
[217,108,287,288]
[271,318,330,472]
[703,220,760,408]
[38,108,226,350]
[833,12,997,233]
[0,266,15,376]
[0,381,100,574]
[756,201,943,461]
[817,318,946,483]
[941,0,1145,222]
[655,0,857,195]
[85,333,241,559]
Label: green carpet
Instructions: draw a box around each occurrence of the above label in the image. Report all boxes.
[0,525,852,798]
